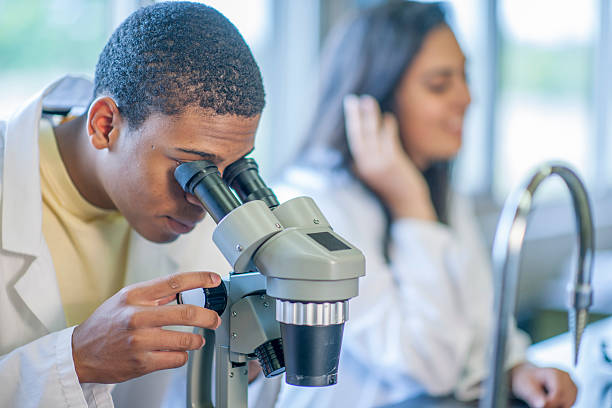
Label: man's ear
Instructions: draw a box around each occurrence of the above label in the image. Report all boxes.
[87,96,123,150]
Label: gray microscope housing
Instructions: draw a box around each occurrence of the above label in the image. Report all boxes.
[175,158,365,407]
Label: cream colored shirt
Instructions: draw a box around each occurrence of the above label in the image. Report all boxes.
[39,119,130,326]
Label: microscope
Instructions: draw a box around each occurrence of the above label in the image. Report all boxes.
[174,158,365,408]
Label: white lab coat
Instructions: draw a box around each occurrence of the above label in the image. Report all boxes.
[0,77,231,408]
[264,166,531,408]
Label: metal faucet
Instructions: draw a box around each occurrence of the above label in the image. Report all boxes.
[480,162,595,408]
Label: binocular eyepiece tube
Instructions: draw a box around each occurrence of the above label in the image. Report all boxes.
[223,158,280,209]
[174,160,240,223]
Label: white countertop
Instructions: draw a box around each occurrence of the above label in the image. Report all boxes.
[527,316,612,407]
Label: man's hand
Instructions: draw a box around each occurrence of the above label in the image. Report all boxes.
[510,362,577,408]
[72,271,222,384]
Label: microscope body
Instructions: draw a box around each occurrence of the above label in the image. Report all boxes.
[175,159,365,408]
[187,272,274,408]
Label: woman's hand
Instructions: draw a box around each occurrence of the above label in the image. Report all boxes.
[343,94,436,221]
[510,362,577,408]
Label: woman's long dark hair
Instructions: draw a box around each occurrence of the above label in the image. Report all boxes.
[293,1,452,260]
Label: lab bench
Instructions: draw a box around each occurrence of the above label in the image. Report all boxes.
[527,316,612,407]
[382,317,612,407]
[382,396,527,407]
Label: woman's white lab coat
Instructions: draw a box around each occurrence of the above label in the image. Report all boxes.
[265,166,531,408]
[0,77,230,408]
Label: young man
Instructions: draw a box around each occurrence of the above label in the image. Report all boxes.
[0,3,264,407]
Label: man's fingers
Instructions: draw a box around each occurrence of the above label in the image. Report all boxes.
[156,294,178,306]
[129,328,205,352]
[146,351,190,372]
[128,304,221,330]
[127,271,221,303]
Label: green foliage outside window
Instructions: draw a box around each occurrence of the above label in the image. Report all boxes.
[500,40,593,100]
[0,0,112,73]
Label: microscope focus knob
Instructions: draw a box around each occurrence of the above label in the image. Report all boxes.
[176,280,228,316]
[254,337,285,378]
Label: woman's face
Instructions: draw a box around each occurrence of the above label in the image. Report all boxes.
[394,25,471,169]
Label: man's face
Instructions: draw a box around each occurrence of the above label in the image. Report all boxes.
[103,108,259,243]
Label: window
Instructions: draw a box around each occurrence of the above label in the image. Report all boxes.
[158,0,317,180]
[444,0,492,195]
[495,0,597,200]
[0,0,114,119]
[438,0,605,204]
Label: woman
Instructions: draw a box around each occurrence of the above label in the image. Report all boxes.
[272,2,577,407]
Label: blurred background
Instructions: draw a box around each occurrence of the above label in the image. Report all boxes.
[1,0,612,343]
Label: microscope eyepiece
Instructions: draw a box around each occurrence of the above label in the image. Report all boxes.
[223,158,280,209]
[174,161,241,224]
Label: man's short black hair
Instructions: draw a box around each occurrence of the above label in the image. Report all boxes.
[94,1,265,129]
